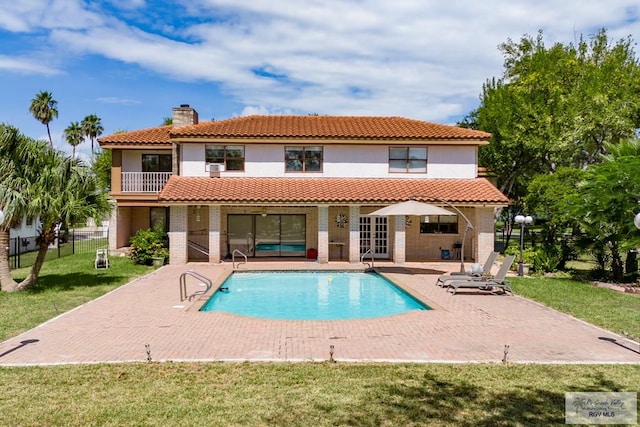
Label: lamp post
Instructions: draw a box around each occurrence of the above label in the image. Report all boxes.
[514,214,533,276]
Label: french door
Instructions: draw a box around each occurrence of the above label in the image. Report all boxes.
[359,216,388,258]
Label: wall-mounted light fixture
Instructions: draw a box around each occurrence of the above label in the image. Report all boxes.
[336,213,348,228]
[195,206,201,223]
[261,207,267,218]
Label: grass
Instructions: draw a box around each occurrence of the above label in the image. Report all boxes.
[1,253,638,426]
[0,252,154,342]
[510,277,640,342]
[1,363,638,426]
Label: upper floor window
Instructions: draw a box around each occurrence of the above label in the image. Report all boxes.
[206,145,245,171]
[420,215,458,234]
[285,146,323,172]
[142,154,172,172]
[389,147,427,173]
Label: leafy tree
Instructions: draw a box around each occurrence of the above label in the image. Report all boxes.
[571,156,640,282]
[463,29,640,200]
[64,121,84,158]
[92,149,112,191]
[525,167,586,269]
[162,117,172,125]
[81,114,104,154]
[28,91,58,147]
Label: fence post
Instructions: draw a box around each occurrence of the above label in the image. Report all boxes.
[72,230,75,255]
[15,236,19,269]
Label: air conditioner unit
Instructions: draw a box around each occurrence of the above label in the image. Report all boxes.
[207,163,225,177]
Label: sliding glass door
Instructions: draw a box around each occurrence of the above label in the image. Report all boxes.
[228,214,306,257]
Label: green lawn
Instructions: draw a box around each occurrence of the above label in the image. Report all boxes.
[510,277,640,342]
[0,252,153,342]
[1,363,638,426]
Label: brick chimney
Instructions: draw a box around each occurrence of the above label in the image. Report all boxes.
[172,104,199,127]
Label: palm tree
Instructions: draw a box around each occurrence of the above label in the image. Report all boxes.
[64,121,84,158]
[28,91,58,147]
[18,152,111,290]
[0,123,111,291]
[0,124,47,291]
[81,114,104,154]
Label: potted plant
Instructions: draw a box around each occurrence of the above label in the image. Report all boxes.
[129,223,169,267]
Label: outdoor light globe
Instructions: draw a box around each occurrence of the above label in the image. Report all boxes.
[0,208,4,225]
[514,214,525,224]
[525,215,533,224]
[634,212,640,230]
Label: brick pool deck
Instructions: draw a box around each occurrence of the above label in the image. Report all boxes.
[0,261,638,366]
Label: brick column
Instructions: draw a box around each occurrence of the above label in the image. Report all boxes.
[317,205,329,264]
[169,206,187,265]
[393,216,406,265]
[475,207,496,264]
[208,205,221,263]
[349,205,360,263]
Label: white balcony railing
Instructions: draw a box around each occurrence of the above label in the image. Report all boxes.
[121,172,172,193]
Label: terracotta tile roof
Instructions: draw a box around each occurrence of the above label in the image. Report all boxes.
[98,125,172,146]
[159,177,508,205]
[170,115,491,141]
[99,116,490,147]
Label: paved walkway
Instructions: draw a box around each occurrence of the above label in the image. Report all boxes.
[0,261,638,365]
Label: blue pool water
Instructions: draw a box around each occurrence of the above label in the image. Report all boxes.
[200,271,430,320]
[255,243,306,252]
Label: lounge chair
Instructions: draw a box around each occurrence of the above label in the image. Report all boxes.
[95,249,109,269]
[436,251,499,287]
[447,255,515,295]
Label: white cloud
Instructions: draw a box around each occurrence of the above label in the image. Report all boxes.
[0,55,61,75]
[3,0,640,128]
[96,97,141,105]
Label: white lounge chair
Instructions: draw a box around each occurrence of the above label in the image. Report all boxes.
[95,249,109,269]
[447,255,515,295]
[436,251,499,287]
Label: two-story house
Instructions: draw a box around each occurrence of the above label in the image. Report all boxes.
[98,104,508,265]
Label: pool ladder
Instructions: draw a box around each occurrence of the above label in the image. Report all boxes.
[232,249,247,270]
[180,270,213,302]
[360,248,375,271]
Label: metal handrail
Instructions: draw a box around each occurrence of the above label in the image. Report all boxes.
[179,270,213,302]
[360,248,374,269]
[232,249,247,270]
[187,240,209,256]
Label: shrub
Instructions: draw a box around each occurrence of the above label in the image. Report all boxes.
[533,248,561,273]
[129,224,168,266]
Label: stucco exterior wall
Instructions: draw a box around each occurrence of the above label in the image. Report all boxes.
[179,143,478,178]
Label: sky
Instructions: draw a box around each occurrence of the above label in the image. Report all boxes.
[1,1,639,161]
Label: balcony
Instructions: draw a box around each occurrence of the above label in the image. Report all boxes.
[121,172,172,193]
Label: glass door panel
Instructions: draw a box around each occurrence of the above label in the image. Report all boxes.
[280,214,306,256]
[227,215,254,256]
[255,215,281,257]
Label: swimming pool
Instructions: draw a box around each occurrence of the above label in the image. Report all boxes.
[200,271,430,320]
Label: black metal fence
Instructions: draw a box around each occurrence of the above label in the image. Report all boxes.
[9,229,109,270]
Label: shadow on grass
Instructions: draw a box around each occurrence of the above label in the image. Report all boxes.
[329,372,575,426]
[18,272,134,293]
